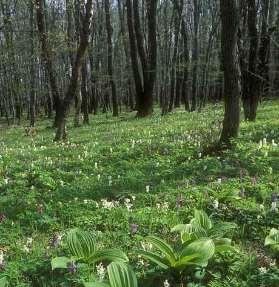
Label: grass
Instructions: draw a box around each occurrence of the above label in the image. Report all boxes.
[0,100,278,286]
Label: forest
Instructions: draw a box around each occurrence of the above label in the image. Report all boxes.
[0,0,278,286]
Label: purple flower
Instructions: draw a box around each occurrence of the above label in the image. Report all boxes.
[67,261,77,274]
[49,233,62,248]
[176,195,185,208]
[36,204,44,214]
[130,223,139,235]
[0,213,6,223]
[271,193,278,203]
[239,189,245,198]
[251,176,257,185]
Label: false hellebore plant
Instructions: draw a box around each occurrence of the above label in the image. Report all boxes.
[51,228,137,287]
[138,210,237,284]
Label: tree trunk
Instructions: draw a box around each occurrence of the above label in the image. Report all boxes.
[191,0,200,111]
[219,0,240,144]
[29,0,36,127]
[104,0,118,116]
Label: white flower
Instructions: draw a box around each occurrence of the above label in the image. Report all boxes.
[259,267,267,274]
[124,198,133,211]
[0,251,4,265]
[271,201,277,212]
[217,178,222,184]
[95,162,98,169]
[259,204,265,211]
[141,242,153,251]
[26,237,33,246]
[96,263,106,281]
[146,185,150,192]
[163,280,170,287]
[101,199,117,210]
[213,199,219,209]
[97,174,101,181]
[23,245,30,253]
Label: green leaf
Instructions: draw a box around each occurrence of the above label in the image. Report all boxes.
[265,228,279,246]
[108,262,138,287]
[194,210,212,231]
[174,254,200,268]
[51,256,72,270]
[180,238,215,267]
[83,282,110,287]
[137,250,170,269]
[90,249,128,264]
[172,223,205,243]
[66,228,96,260]
[214,244,237,254]
[145,236,176,265]
[0,277,7,287]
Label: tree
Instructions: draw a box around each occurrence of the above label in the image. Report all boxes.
[29,0,36,127]
[219,0,240,144]
[104,0,118,116]
[126,0,158,117]
[35,0,94,140]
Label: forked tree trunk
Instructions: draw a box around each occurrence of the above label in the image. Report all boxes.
[126,0,157,117]
[35,0,94,141]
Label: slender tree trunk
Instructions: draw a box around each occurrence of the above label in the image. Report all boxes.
[191,0,200,111]
[244,0,259,121]
[81,61,90,124]
[168,4,182,112]
[29,0,36,127]
[104,0,118,116]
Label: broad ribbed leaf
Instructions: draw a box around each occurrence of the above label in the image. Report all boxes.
[83,282,110,287]
[145,236,176,265]
[90,249,128,263]
[0,277,7,287]
[265,228,279,246]
[108,262,138,287]
[66,228,96,260]
[194,210,212,230]
[51,256,72,270]
[214,244,237,254]
[179,238,215,267]
[137,250,170,269]
[184,222,207,241]
[174,254,200,268]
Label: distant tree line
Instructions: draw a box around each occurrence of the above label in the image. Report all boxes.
[0,0,278,143]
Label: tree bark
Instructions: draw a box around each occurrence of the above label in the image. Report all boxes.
[219,0,240,144]
[104,0,118,116]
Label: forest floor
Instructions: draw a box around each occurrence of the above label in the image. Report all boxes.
[0,100,278,286]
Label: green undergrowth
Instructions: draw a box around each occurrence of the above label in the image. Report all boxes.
[0,100,278,286]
